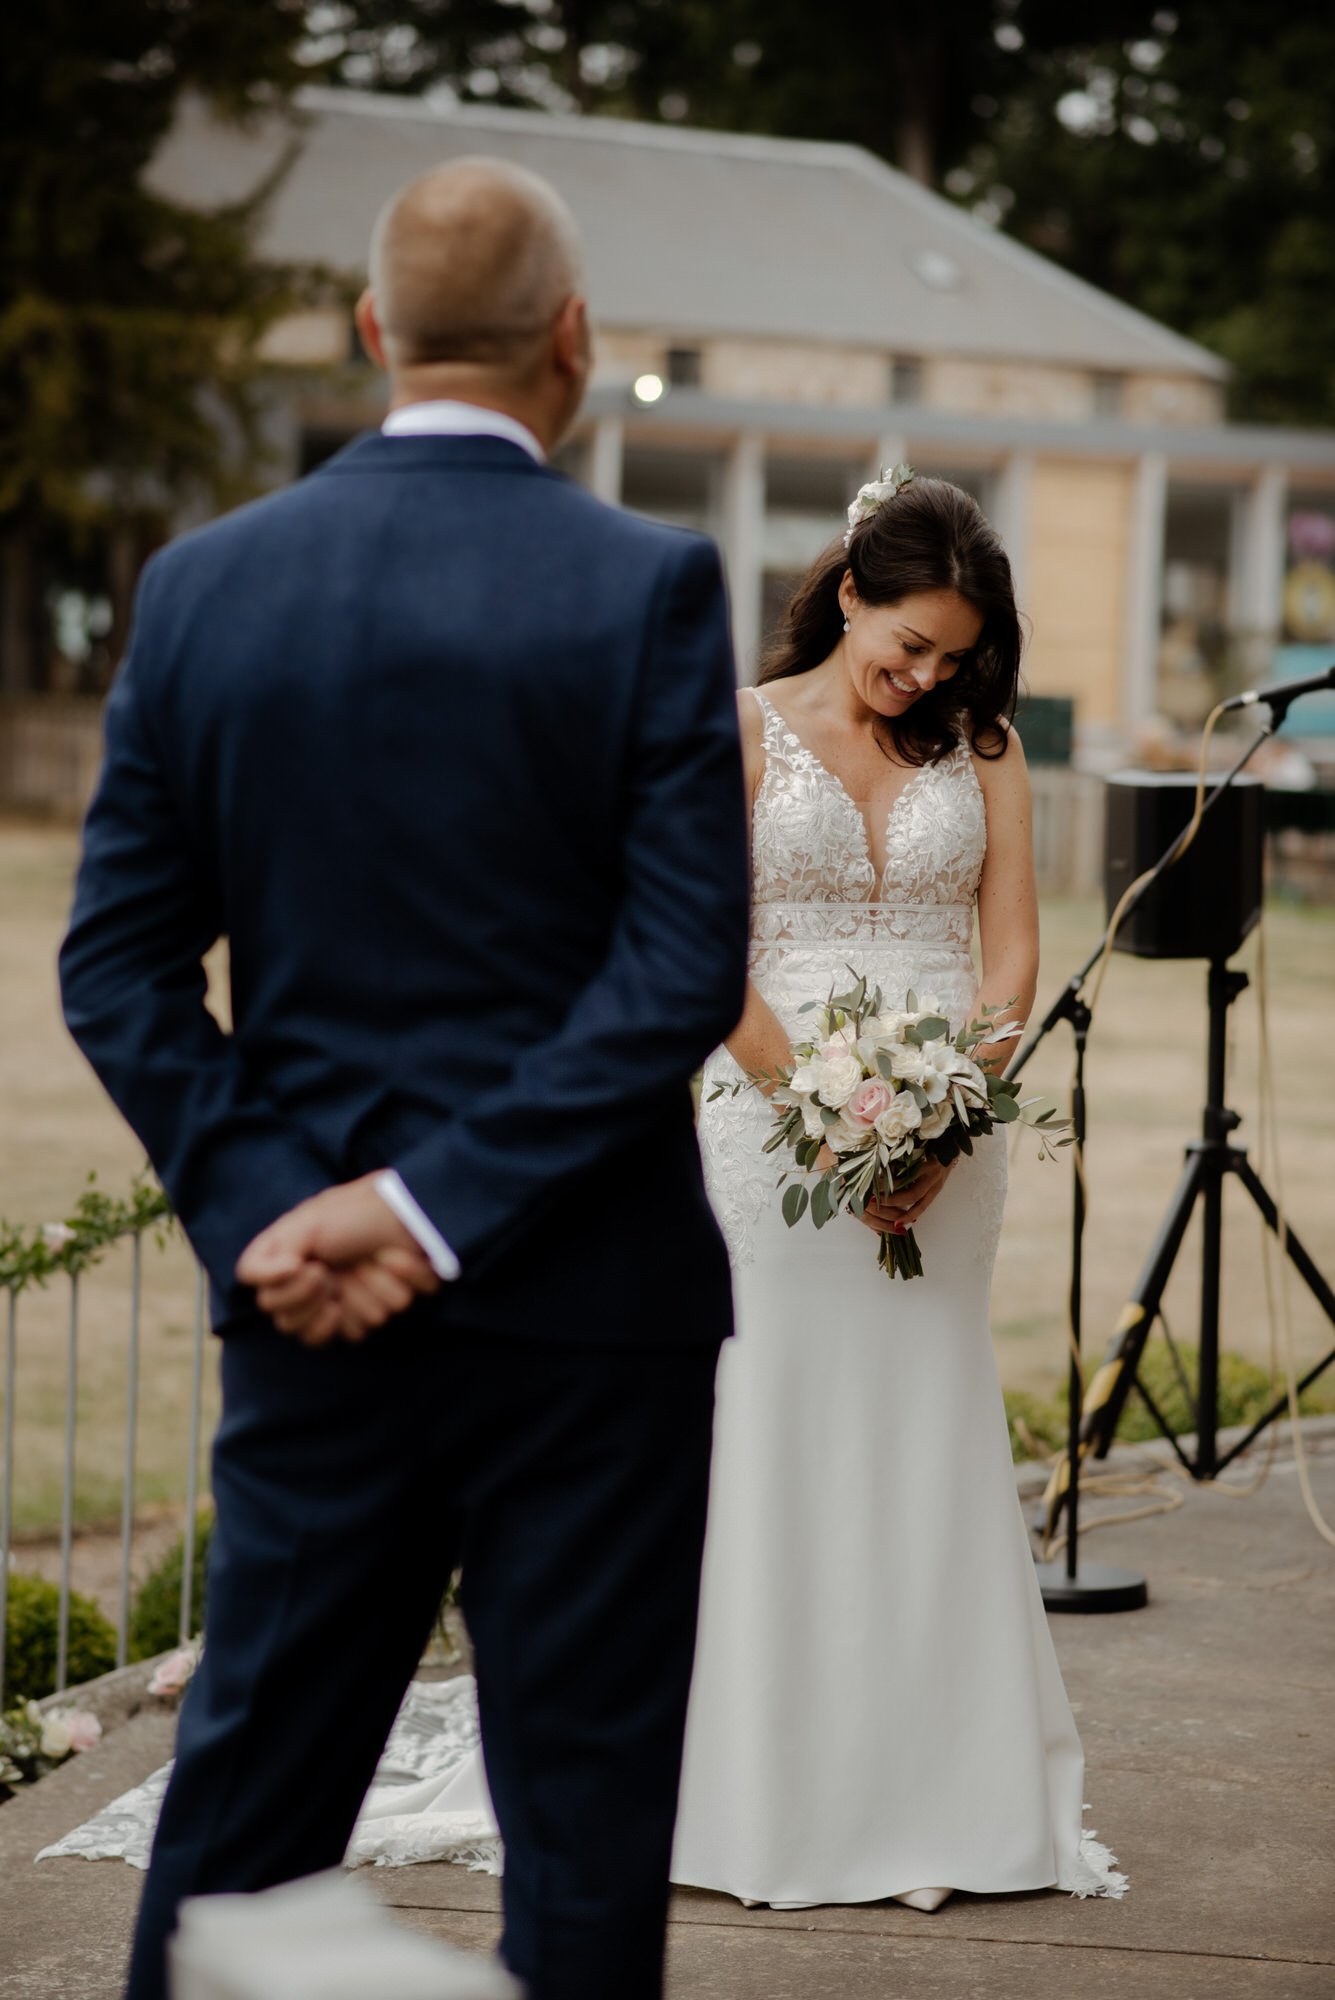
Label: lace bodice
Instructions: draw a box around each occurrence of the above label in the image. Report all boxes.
[699,688,995,1267]
[748,689,986,951]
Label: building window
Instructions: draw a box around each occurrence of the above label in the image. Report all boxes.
[889,355,923,405]
[1157,483,1239,725]
[666,346,703,388]
[1091,371,1125,419]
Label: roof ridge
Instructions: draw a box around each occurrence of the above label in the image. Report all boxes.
[295,84,906,173]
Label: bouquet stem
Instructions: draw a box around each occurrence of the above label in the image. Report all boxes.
[877,1228,924,1281]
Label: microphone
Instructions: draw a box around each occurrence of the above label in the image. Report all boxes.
[1221,665,1335,714]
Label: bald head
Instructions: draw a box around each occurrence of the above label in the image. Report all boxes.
[368,157,584,377]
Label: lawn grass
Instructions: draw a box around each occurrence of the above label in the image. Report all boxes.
[2,820,1332,1533]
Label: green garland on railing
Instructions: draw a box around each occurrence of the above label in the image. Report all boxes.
[0,1171,176,1298]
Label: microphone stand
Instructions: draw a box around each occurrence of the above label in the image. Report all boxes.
[1008,689,1302,1614]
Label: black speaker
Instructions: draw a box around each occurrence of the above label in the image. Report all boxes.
[1103,771,1264,960]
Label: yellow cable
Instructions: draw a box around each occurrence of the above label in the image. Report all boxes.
[1253,907,1335,1545]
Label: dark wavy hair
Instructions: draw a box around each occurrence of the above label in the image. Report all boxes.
[758,475,1022,765]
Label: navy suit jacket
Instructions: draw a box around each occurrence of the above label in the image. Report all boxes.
[60,432,751,1344]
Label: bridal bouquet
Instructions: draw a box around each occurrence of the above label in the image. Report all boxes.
[711,970,1068,1280]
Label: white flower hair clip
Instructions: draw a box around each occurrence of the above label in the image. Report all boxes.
[843,462,915,547]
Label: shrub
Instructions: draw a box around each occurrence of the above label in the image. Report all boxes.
[1004,1389,1067,1463]
[1004,1339,1328,1463]
[1115,1340,1292,1444]
[129,1513,213,1662]
[3,1572,116,1705]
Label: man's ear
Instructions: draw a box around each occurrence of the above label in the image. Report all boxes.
[354,288,388,370]
[552,294,591,383]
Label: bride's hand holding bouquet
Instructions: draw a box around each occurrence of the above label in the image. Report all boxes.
[711,969,1069,1280]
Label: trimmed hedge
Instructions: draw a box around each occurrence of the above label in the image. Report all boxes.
[3,1572,116,1706]
[128,1513,213,1661]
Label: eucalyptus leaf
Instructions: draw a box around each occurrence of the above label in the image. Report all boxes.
[782,1182,810,1227]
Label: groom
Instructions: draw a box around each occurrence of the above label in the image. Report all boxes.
[60,157,749,2000]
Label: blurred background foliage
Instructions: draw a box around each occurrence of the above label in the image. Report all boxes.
[318,0,1335,427]
[3,2,1332,585]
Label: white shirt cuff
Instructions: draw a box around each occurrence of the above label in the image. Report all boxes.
[372,1171,461,1282]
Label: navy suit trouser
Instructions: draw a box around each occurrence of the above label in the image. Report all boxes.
[124,1315,722,2000]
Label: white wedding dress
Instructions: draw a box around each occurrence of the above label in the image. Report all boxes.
[676,690,1119,1902]
[40,690,1123,1903]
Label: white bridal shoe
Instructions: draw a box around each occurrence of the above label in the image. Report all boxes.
[740,1888,954,1913]
[892,1887,954,1912]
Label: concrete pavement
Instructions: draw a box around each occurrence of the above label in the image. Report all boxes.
[2,1432,1332,1998]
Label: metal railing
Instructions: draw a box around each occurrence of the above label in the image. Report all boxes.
[0,1188,210,1699]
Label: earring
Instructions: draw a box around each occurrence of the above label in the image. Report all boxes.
[842,618,851,633]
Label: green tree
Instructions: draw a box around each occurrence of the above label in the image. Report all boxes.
[959,1,1335,424]
[0,1,320,692]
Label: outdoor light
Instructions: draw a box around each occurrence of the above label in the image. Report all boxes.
[631,372,666,406]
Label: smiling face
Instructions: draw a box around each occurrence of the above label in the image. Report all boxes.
[836,579,984,720]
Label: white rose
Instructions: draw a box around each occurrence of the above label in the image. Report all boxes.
[918,1100,955,1140]
[874,1095,923,1148]
[828,1113,879,1156]
[789,1063,821,1097]
[40,1714,73,1760]
[813,1055,863,1109]
[800,1099,828,1142]
[887,1044,929,1085]
[952,1057,989,1108]
[819,1031,855,1062]
[862,1010,913,1043]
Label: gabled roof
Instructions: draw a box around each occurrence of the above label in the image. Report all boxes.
[147,85,1227,380]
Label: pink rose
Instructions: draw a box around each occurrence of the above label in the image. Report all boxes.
[844,1079,896,1129]
[148,1645,200,1697]
[65,1710,102,1752]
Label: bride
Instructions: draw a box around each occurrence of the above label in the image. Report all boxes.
[676,467,1119,1909]
[42,471,1123,1909]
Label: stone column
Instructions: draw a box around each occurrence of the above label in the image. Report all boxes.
[722,432,765,683]
[1236,465,1287,674]
[871,432,909,481]
[589,417,624,506]
[1124,451,1168,734]
[993,452,1034,599]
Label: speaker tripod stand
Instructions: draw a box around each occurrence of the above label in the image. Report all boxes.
[1074,955,1335,1480]
[1010,672,1335,1610]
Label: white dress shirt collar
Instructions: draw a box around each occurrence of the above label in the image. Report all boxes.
[381,399,546,463]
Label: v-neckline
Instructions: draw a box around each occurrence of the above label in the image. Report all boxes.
[754,689,935,888]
